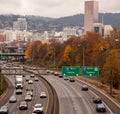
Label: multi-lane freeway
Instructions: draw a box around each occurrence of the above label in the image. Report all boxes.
[0,66,49,114]
[0,65,120,114]
[42,74,113,114]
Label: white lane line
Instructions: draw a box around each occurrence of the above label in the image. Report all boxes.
[89,89,113,114]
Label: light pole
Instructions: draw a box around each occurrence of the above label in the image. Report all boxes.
[78,45,85,66]
[82,46,85,66]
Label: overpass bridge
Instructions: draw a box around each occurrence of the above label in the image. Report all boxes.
[0,53,25,63]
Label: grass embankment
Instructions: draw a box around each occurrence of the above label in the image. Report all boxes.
[77,76,120,104]
[0,75,8,96]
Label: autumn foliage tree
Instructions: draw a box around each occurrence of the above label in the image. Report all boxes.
[25,42,34,59]
[103,49,120,89]
[62,45,72,66]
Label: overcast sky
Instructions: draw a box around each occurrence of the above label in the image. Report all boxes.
[0,0,119,18]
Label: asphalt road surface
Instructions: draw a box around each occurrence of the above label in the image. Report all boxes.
[43,74,113,114]
[2,72,48,114]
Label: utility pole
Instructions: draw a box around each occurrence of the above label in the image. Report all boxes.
[109,69,113,96]
[82,46,85,66]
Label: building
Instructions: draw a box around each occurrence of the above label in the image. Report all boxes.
[84,1,99,33]
[62,27,77,39]
[13,18,27,31]
[104,25,113,36]
[93,23,104,36]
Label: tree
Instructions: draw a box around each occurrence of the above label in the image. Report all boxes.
[25,42,34,59]
[103,49,120,89]
[62,45,72,66]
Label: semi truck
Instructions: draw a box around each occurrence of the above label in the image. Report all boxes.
[15,75,23,89]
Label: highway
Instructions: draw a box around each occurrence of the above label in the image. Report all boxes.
[1,69,48,114]
[42,74,113,114]
[1,65,120,114]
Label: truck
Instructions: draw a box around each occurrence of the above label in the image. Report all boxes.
[15,75,23,89]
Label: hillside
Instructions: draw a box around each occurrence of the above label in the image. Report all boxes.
[0,13,119,32]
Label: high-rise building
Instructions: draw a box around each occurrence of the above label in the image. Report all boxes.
[84,1,99,33]
[13,18,27,31]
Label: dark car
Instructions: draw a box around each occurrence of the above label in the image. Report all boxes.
[81,85,88,91]
[96,103,106,112]
[93,96,102,103]
[0,106,9,114]
[59,74,63,78]
[19,101,28,110]
[64,76,69,80]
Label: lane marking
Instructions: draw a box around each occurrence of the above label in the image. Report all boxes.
[75,77,115,114]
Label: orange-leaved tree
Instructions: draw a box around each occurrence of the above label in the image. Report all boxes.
[25,42,34,59]
[62,45,72,66]
[103,49,120,89]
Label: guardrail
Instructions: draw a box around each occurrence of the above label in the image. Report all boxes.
[25,69,59,114]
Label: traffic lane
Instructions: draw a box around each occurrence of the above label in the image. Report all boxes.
[5,74,48,114]
[76,79,120,113]
[66,80,112,114]
[43,75,94,114]
[5,75,29,114]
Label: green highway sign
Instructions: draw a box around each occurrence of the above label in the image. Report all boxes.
[82,66,99,77]
[62,66,80,76]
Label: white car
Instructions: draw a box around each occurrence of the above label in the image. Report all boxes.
[33,104,43,113]
[0,106,9,114]
[9,96,17,103]
[26,89,33,97]
[25,95,32,101]
[28,80,33,84]
[40,92,47,98]
[96,103,106,112]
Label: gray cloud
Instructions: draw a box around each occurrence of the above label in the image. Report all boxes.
[0,0,119,17]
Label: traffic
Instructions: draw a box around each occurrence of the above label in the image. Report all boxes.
[0,64,120,114]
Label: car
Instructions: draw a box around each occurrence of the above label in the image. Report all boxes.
[0,106,9,114]
[26,89,33,97]
[59,74,63,78]
[40,92,47,98]
[28,80,33,84]
[64,76,69,80]
[9,96,17,103]
[16,89,22,95]
[96,103,106,112]
[30,74,35,78]
[25,75,30,81]
[33,104,43,114]
[19,101,28,110]
[81,85,88,91]
[93,96,102,104]
[69,77,75,82]
[25,95,32,101]
[54,72,59,76]
[46,70,50,74]
[34,77,39,81]
[50,71,54,74]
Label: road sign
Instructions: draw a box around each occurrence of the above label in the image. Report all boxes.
[62,66,80,76]
[82,66,99,77]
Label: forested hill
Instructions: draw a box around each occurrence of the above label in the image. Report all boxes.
[0,13,119,31]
